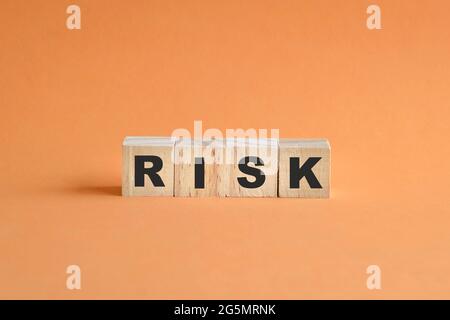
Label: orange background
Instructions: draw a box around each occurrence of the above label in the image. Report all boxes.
[1,0,450,299]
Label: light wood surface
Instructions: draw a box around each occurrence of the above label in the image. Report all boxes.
[174,139,219,197]
[217,138,279,197]
[122,137,175,197]
[122,137,330,198]
[278,139,330,198]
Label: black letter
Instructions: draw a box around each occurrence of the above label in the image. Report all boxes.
[290,157,322,188]
[237,156,266,188]
[195,157,205,189]
[135,155,165,187]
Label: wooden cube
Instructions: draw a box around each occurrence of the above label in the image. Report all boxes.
[278,139,330,198]
[174,139,219,197]
[217,138,279,197]
[122,137,175,197]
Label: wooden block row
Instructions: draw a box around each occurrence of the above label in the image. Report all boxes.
[122,137,330,198]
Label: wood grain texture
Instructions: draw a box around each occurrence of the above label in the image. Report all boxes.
[278,139,330,198]
[122,137,175,197]
[122,137,330,198]
[217,138,279,197]
[174,139,219,197]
